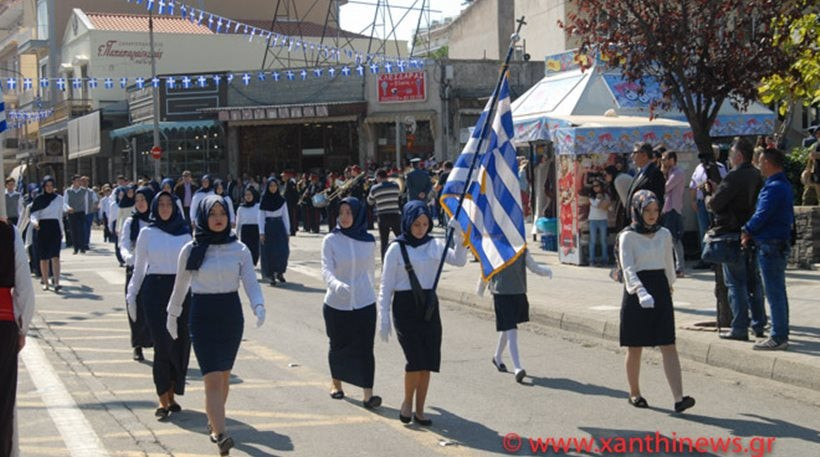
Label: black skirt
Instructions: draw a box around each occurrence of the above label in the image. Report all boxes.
[323,304,376,388]
[141,274,191,395]
[36,219,61,260]
[125,266,153,349]
[261,217,289,278]
[493,294,530,331]
[189,292,243,375]
[239,224,260,266]
[620,269,676,347]
[393,290,441,372]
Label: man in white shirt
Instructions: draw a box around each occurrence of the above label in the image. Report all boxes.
[688,147,727,269]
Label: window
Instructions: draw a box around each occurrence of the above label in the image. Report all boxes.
[36,0,49,40]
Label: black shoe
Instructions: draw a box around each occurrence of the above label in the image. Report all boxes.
[155,407,169,421]
[399,412,412,423]
[269,277,277,287]
[132,347,144,361]
[693,261,711,270]
[363,395,382,409]
[276,273,286,283]
[719,332,749,341]
[514,369,527,383]
[168,403,181,413]
[53,285,62,292]
[413,415,433,426]
[330,390,344,400]
[674,396,695,413]
[492,358,507,372]
[753,329,765,338]
[215,434,234,456]
[628,396,649,408]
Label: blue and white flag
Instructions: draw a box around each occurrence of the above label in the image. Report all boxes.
[440,74,526,281]
[0,91,6,133]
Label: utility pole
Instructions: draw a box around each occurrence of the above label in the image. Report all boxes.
[149,9,161,180]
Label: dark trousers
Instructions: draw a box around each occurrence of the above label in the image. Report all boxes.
[306,205,321,233]
[68,212,87,252]
[0,321,18,457]
[287,202,298,235]
[377,213,401,259]
[183,207,191,227]
[7,217,17,227]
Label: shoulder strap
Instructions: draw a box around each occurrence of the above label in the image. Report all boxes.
[398,242,426,304]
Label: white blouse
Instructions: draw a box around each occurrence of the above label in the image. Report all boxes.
[30,195,65,226]
[236,204,260,229]
[377,238,467,319]
[126,227,192,306]
[618,228,676,295]
[11,225,35,335]
[321,233,376,310]
[257,203,291,235]
[166,240,264,318]
[119,218,150,266]
[115,206,133,235]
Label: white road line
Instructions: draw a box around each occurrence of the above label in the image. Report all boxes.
[96,270,126,285]
[20,337,110,457]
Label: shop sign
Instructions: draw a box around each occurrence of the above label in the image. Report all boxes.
[377,71,426,103]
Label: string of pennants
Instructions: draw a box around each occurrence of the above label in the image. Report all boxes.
[6,108,55,129]
[124,0,414,67]
[0,59,426,94]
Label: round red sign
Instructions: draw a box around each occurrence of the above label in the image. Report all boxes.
[150,146,162,160]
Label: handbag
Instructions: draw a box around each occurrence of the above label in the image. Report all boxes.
[398,242,439,322]
[701,232,741,264]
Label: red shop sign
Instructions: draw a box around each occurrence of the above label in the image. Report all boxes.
[377,71,426,103]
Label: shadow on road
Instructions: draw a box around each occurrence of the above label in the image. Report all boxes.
[671,413,820,444]
[169,409,294,456]
[525,376,628,399]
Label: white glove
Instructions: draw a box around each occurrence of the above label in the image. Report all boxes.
[333,281,351,300]
[127,300,137,323]
[166,314,179,340]
[254,305,266,328]
[637,288,655,309]
[447,218,463,236]
[378,314,392,342]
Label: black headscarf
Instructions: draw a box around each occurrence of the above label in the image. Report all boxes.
[628,190,662,234]
[31,176,58,213]
[129,186,155,242]
[160,178,176,193]
[196,174,213,193]
[148,180,160,194]
[213,179,225,196]
[149,191,190,236]
[394,200,433,248]
[186,195,237,270]
[259,177,285,211]
[333,197,375,242]
[241,185,260,208]
[118,185,137,209]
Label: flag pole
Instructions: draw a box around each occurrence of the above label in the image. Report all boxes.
[431,16,527,291]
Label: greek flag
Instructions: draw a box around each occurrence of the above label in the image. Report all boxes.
[0,94,6,133]
[440,74,526,280]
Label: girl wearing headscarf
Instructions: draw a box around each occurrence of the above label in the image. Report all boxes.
[212,179,236,227]
[119,187,156,362]
[377,200,467,426]
[189,174,213,226]
[257,178,290,286]
[160,178,186,216]
[113,186,137,267]
[236,186,261,266]
[166,195,265,454]
[30,176,64,291]
[618,190,694,413]
[321,197,381,408]
[0,219,35,457]
[126,191,193,421]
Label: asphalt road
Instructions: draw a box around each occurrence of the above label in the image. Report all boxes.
[16,234,820,457]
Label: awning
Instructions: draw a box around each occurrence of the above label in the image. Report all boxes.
[68,111,101,160]
[364,110,437,124]
[109,120,220,139]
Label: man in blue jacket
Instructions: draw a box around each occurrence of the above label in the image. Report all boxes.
[742,148,794,351]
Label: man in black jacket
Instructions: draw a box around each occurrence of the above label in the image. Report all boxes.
[626,142,665,216]
[706,137,766,341]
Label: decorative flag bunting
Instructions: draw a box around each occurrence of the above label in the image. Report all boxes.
[166,76,176,88]
[182,76,191,88]
[0,96,6,133]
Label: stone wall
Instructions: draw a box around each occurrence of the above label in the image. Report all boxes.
[790,206,820,269]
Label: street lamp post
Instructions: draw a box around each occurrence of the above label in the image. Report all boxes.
[149,9,161,180]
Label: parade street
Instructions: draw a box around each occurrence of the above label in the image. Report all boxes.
[16,230,820,457]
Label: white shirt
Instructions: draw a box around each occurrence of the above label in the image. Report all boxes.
[189,190,213,225]
[119,218,150,267]
[167,241,264,318]
[377,238,467,320]
[64,187,89,213]
[689,162,728,200]
[589,195,609,221]
[126,227,192,306]
[30,195,65,233]
[108,199,119,232]
[257,203,291,235]
[236,204,260,229]
[99,195,110,219]
[618,228,676,295]
[321,233,376,310]
[10,225,35,335]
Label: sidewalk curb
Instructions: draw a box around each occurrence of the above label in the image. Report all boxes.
[436,286,820,392]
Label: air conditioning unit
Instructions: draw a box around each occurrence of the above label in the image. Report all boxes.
[45,138,63,157]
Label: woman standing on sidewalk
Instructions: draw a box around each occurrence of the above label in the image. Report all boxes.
[127,190,193,421]
[321,197,381,408]
[120,186,155,362]
[166,195,265,455]
[29,176,64,292]
[618,190,694,413]
[236,186,260,266]
[378,201,466,426]
[0,219,35,457]
[258,178,290,286]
